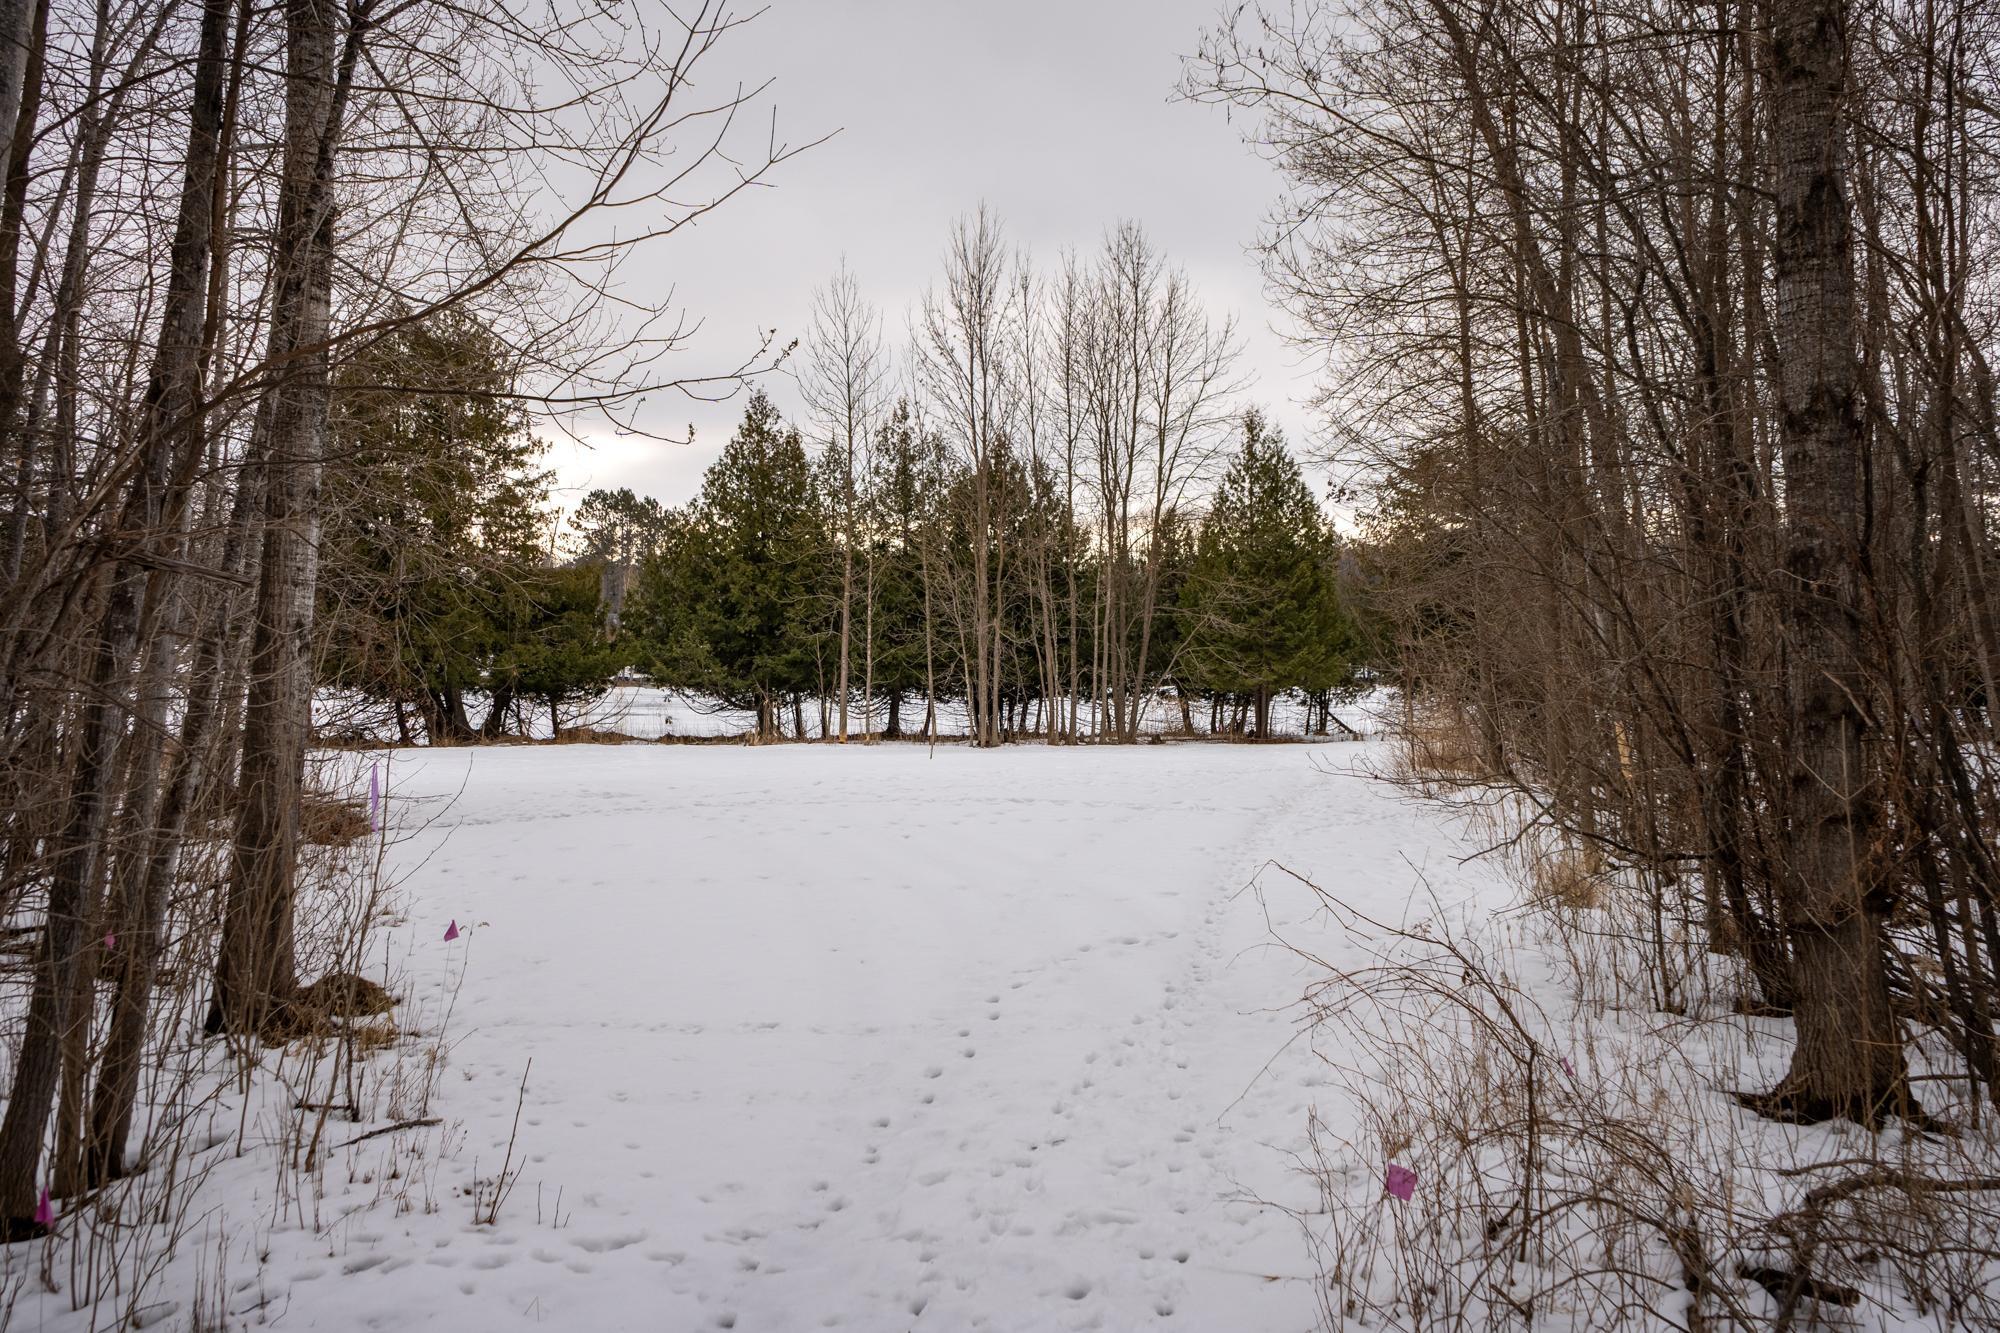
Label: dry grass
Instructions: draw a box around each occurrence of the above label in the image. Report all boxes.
[300,793,372,847]
[551,726,638,744]
[1254,857,2000,1331]
[296,971,395,1017]
[1527,845,1606,911]
[1394,705,1490,783]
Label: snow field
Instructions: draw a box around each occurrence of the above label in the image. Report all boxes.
[345,740,1488,1332]
[7,736,1515,1332]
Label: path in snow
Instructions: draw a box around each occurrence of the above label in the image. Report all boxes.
[148,742,1511,1331]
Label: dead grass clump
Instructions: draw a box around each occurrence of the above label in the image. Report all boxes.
[1397,706,1488,782]
[258,1002,333,1044]
[300,794,371,847]
[1528,846,1605,911]
[296,971,395,1017]
[553,726,636,745]
[347,1020,401,1056]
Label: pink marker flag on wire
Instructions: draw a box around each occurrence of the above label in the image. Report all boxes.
[104,933,115,951]
[368,761,381,831]
[34,1186,52,1226]
[1386,1163,1417,1202]
[443,919,460,942]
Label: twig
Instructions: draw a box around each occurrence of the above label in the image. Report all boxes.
[331,1118,442,1150]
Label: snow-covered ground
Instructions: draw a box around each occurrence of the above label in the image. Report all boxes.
[10,735,1512,1331]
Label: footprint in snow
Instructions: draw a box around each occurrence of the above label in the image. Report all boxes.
[572,1232,645,1254]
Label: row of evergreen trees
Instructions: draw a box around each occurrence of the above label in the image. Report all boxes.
[620,391,1362,742]
[312,320,1365,746]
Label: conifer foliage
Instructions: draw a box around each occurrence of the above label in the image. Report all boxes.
[628,391,829,740]
[318,316,623,744]
[625,218,1374,747]
[1180,413,1356,737]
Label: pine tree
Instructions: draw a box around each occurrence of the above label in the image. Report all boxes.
[629,391,827,740]
[570,487,671,636]
[317,315,552,743]
[1181,412,1355,737]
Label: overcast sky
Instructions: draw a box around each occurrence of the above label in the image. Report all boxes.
[544,0,1314,513]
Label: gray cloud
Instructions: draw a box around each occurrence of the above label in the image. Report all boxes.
[546,0,1317,510]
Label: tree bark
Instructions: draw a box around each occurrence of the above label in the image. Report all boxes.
[0,0,232,1225]
[213,0,350,1036]
[1758,0,1909,1123]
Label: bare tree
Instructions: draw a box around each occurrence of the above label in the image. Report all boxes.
[802,260,886,743]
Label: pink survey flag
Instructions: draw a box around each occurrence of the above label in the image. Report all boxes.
[443,919,460,942]
[368,761,381,830]
[1560,1055,1576,1078]
[104,933,115,950]
[33,1186,52,1226]
[1385,1163,1417,1202]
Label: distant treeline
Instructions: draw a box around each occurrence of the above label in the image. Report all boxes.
[623,392,1358,742]
[321,222,1371,745]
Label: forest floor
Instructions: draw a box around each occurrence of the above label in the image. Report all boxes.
[16,729,1528,1332]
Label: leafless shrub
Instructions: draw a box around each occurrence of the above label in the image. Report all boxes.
[1254,844,2000,1331]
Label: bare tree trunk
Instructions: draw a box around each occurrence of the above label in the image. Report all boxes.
[1758,0,1908,1123]
[0,0,234,1225]
[213,0,352,1036]
[861,543,875,741]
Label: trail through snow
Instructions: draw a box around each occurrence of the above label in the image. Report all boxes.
[26,739,1517,1331]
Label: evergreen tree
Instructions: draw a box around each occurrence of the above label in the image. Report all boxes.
[570,487,672,635]
[319,316,629,743]
[1180,412,1356,737]
[492,563,629,736]
[318,315,551,742]
[629,392,828,740]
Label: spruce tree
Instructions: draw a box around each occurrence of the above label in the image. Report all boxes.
[629,391,827,740]
[317,315,553,742]
[1181,411,1356,737]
